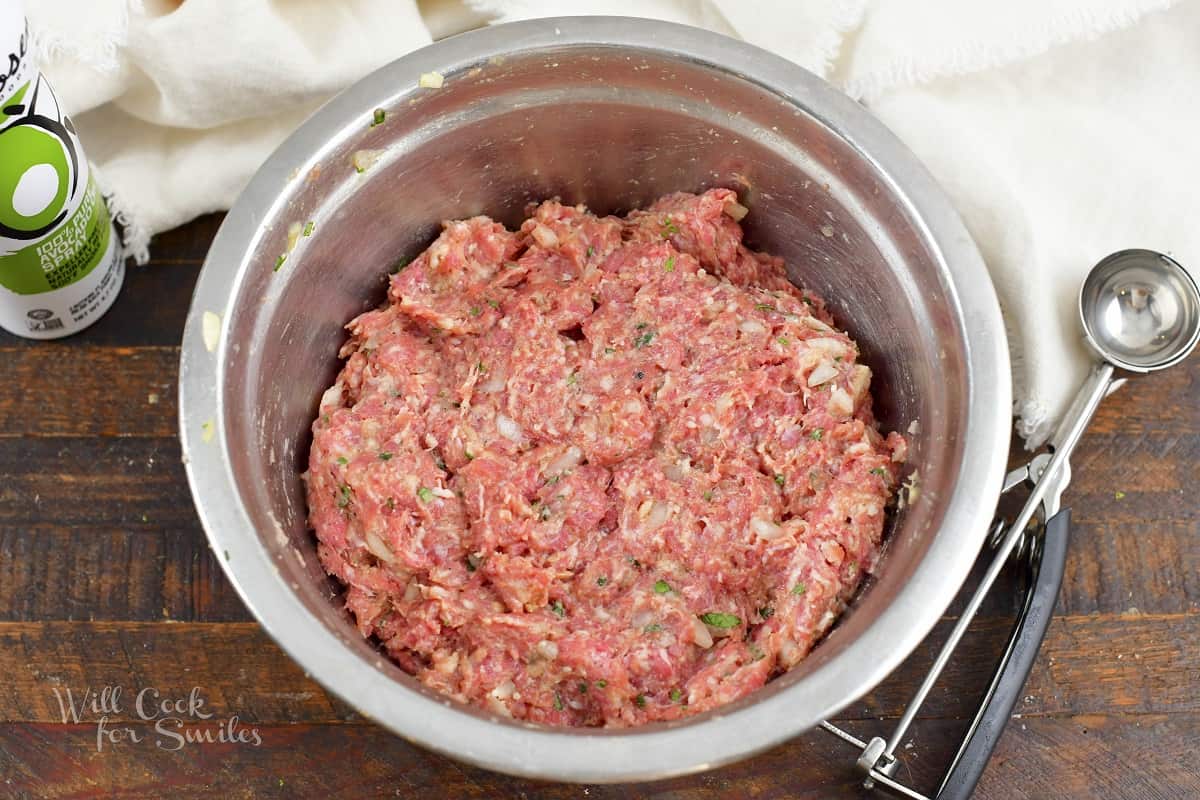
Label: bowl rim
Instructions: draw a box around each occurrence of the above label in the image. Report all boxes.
[179,16,1012,783]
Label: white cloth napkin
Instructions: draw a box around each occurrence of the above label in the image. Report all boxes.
[26,0,1200,447]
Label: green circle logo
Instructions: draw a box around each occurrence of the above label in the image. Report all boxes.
[0,123,71,236]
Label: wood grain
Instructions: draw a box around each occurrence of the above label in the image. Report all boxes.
[0,437,194,528]
[0,613,1193,726]
[0,347,178,438]
[0,714,1196,800]
[0,527,247,623]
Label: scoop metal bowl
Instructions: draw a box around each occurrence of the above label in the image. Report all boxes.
[1080,249,1200,373]
[178,17,1011,782]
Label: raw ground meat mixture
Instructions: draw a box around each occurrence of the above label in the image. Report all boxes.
[305,188,907,727]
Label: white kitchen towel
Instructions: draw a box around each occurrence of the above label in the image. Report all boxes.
[24,0,1200,447]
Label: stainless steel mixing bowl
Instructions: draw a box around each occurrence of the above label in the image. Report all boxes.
[179,17,1011,783]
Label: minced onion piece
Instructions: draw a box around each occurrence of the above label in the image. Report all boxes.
[829,386,854,416]
[750,517,785,540]
[691,617,714,649]
[479,370,506,393]
[849,364,872,403]
[201,311,221,352]
[806,337,848,357]
[365,530,395,562]
[645,501,670,529]
[739,319,766,335]
[546,446,583,476]
[287,221,302,253]
[496,413,523,442]
[723,200,749,221]
[807,362,839,387]
[352,149,383,173]
[418,71,445,89]
[531,224,559,248]
[403,581,422,603]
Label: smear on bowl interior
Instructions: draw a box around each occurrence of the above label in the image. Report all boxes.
[304,189,907,726]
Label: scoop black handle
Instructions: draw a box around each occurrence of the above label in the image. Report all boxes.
[936,507,1071,800]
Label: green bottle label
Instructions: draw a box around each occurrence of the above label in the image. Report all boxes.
[0,74,113,295]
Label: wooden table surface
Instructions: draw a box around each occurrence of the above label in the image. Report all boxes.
[1,214,1196,799]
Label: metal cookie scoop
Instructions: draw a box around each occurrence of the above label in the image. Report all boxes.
[1021,249,1199,522]
[822,249,1200,800]
[1051,249,1199,479]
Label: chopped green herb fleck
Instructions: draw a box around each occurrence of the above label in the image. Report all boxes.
[777,336,790,346]
[749,643,766,662]
[553,693,564,711]
[597,576,609,586]
[566,370,579,386]
[336,456,348,466]
[379,451,393,461]
[337,484,352,508]
[1115,490,1126,500]
[466,553,480,572]
[416,486,434,503]
[385,497,395,511]
[604,346,616,354]
[578,682,589,694]
[663,255,676,272]
[661,218,679,238]
[355,165,365,174]
[810,428,824,440]
[870,467,886,476]
[390,257,411,274]
[546,474,562,486]
[371,108,386,127]
[670,688,683,703]
[302,221,315,237]
[634,693,647,708]
[486,298,499,309]
[586,245,595,257]
[774,474,785,487]
[699,612,740,629]
[595,679,608,689]
[653,579,671,594]
[476,360,487,373]
[635,322,649,330]
[434,454,447,471]
[274,254,287,272]
[539,505,552,521]
[702,490,714,502]
[465,450,475,461]
[550,600,566,618]
[758,606,775,619]
[644,623,663,633]
[468,306,482,317]
[791,583,807,596]
[755,303,776,312]
[802,296,815,306]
